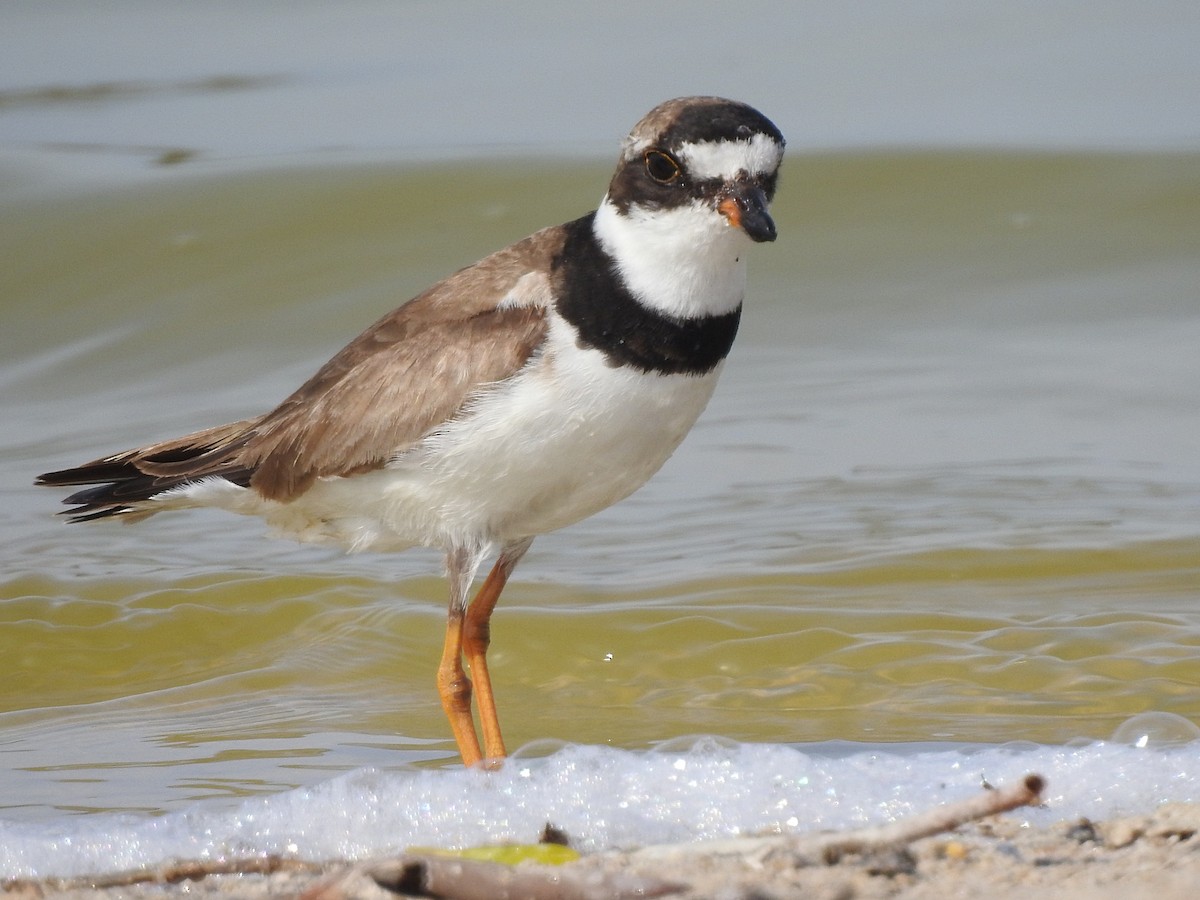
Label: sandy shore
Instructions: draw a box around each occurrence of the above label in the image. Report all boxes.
[7,799,1199,899]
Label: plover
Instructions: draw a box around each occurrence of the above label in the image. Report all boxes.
[37,96,785,767]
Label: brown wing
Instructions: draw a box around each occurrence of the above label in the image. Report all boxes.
[242,296,548,500]
[38,227,561,516]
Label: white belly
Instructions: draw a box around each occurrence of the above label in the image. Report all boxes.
[188,318,723,553]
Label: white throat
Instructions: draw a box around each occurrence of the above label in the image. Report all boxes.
[593,196,748,320]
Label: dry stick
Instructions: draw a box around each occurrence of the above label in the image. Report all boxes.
[2,855,323,894]
[804,772,1046,863]
[628,773,1046,865]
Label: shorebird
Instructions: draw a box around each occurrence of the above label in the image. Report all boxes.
[37,96,785,767]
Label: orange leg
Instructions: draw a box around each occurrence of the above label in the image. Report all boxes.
[462,560,507,762]
[436,604,483,767]
[438,539,532,767]
[463,539,530,762]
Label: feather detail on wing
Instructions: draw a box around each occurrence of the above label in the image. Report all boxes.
[245,297,548,500]
[36,229,561,519]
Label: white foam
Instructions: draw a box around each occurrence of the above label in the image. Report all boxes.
[3,723,1199,879]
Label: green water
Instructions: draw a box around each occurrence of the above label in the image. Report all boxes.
[2,150,1199,818]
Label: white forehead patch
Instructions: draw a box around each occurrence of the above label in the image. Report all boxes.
[675,132,783,181]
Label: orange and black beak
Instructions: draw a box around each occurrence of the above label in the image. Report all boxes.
[718,181,777,243]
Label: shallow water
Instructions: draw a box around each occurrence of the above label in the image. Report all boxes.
[2,1,1200,876]
[3,149,1199,833]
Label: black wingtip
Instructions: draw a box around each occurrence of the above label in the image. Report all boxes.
[37,464,152,523]
[62,506,135,523]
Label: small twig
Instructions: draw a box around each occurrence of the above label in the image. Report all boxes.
[3,855,321,894]
[627,773,1046,865]
[802,772,1045,863]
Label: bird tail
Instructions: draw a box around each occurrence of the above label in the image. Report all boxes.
[36,419,258,522]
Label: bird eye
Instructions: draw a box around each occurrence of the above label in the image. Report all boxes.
[644,150,682,184]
